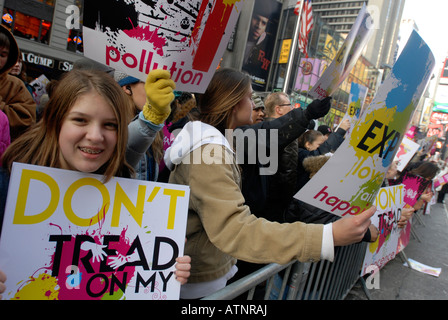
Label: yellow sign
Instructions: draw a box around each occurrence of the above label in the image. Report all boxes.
[279,39,292,64]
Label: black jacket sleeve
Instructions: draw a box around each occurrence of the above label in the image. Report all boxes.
[317,127,347,155]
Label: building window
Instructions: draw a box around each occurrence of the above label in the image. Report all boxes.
[2,8,51,44]
[35,0,55,6]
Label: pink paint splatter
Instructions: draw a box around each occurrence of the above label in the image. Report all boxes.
[124,26,167,56]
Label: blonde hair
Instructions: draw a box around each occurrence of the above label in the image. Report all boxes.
[264,92,289,117]
[197,68,251,133]
[2,69,134,181]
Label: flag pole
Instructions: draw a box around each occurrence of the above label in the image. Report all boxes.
[282,0,305,93]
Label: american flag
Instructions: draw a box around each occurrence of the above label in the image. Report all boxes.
[294,0,314,58]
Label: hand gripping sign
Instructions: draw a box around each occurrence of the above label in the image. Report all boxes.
[0,163,189,300]
[294,30,435,217]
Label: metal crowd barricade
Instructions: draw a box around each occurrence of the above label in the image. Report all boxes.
[201,261,296,300]
[201,242,369,300]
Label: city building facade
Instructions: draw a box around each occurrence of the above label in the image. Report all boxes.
[0,0,82,81]
[0,0,403,128]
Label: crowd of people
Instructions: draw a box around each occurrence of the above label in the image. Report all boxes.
[0,23,440,300]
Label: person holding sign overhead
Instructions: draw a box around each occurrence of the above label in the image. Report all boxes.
[0,68,191,296]
[164,68,376,299]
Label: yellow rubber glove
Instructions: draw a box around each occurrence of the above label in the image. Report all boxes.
[142,69,176,125]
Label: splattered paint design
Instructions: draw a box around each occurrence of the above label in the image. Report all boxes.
[361,185,403,276]
[82,0,243,93]
[11,207,138,300]
[0,163,190,300]
[295,30,435,217]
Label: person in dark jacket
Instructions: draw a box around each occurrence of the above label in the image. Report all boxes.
[262,92,298,222]
[230,94,333,292]
[316,119,350,155]
[238,97,332,219]
[295,130,326,192]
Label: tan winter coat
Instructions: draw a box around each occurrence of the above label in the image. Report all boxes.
[166,121,324,283]
[0,25,36,141]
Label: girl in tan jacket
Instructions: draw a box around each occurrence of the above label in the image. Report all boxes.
[164,68,375,299]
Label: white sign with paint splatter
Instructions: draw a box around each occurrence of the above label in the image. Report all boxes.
[82,0,243,93]
[294,30,435,217]
[0,163,189,300]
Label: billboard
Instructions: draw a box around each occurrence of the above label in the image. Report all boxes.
[294,58,327,93]
[242,0,282,91]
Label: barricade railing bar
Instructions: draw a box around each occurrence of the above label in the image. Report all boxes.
[201,241,369,300]
[201,261,295,300]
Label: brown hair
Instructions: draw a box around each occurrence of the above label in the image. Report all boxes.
[409,161,439,180]
[298,130,323,149]
[0,24,18,73]
[2,69,133,181]
[197,68,251,133]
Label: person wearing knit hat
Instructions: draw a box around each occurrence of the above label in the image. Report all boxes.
[317,125,332,139]
[114,70,146,117]
[251,92,265,123]
[114,70,141,87]
[316,119,350,155]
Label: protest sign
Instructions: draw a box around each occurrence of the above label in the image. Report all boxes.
[392,172,432,252]
[0,163,189,300]
[309,4,374,100]
[338,82,368,134]
[394,172,432,208]
[82,0,243,93]
[361,185,404,276]
[29,74,49,105]
[434,173,448,189]
[394,137,420,172]
[294,30,435,217]
[418,135,438,155]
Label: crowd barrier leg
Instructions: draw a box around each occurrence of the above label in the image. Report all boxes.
[357,277,373,300]
[285,262,311,300]
[413,209,426,227]
[398,250,413,270]
[410,227,422,243]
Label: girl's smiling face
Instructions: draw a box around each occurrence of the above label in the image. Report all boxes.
[58,90,118,173]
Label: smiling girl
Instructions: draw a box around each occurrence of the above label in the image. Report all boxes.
[0,69,190,297]
[2,69,132,180]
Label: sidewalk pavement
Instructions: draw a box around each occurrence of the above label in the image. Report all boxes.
[346,202,448,300]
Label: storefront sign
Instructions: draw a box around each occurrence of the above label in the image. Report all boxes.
[21,51,73,72]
